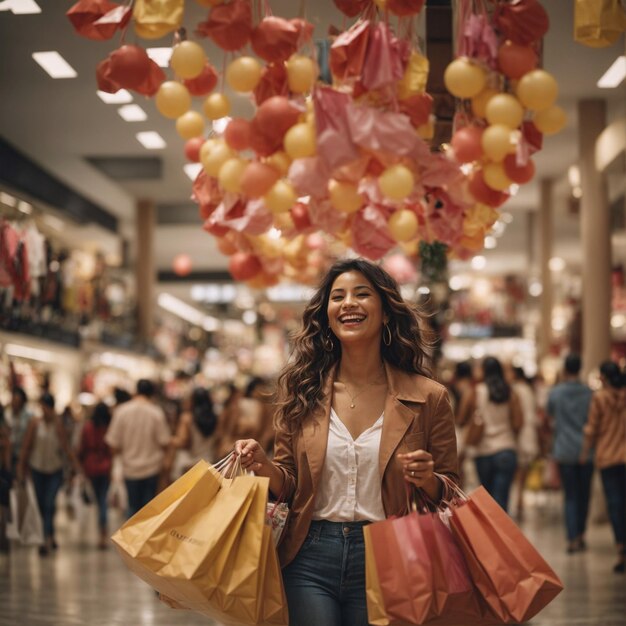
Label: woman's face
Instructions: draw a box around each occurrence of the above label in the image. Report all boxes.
[327,270,387,347]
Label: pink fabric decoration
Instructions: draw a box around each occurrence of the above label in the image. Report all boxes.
[461,14,499,68]
[207,195,273,235]
[361,22,410,91]
[196,0,253,52]
[351,205,396,260]
[308,199,349,234]
[424,189,465,247]
[330,20,371,81]
[251,16,300,63]
[288,158,331,200]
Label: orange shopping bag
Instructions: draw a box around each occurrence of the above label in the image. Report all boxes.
[448,483,563,623]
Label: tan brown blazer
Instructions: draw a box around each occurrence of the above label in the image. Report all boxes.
[273,361,459,566]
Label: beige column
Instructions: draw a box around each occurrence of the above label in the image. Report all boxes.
[136,198,155,343]
[578,99,611,377]
[538,179,553,361]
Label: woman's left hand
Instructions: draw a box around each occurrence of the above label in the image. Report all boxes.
[397,449,435,488]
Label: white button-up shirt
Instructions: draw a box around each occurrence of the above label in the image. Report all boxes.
[312,408,386,522]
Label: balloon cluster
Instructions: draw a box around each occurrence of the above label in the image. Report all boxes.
[445,0,566,251]
[67,0,565,286]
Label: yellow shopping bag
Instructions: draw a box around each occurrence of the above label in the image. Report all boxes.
[112,460,288,625]
[133,0,184,40]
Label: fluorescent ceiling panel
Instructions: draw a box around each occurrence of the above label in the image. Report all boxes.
[136,131,166,149]
[97,89,133,104]
[118,104,147,122]
[32,51,77,78]
[597,56,626,88]
[183,163,202,180]
[146,47,172,68]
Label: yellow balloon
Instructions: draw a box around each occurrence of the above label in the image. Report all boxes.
[218,158,247,193]
[471,88,498,119]
[485,94,524,129]
[388,210,418,242]
[532,105,567,135]
[481,124,513,162]
[284,123,316,159]
[199,138,218,163]
[286,55,318,94]
[444,58,486,99]
[516,70,558,111]
[202,142,234,177]
[175,111,205,139]
[416,118,434,140]
[264,151,292,176]
[328,180,363,214]
[170,41,206,79]
[203,93,231,120]
[483,162,512,191]
[195,0,224,5]
[225,57,262,93]
[155,81,191,119]
[264,180,297,213]
[379,165,415,201]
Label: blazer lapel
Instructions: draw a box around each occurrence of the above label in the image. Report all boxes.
[302,368,334,491]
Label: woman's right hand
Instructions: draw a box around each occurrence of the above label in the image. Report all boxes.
[234,439,270,474]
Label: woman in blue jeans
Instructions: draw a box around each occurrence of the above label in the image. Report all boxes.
[18,393,82,555]
[235,259,459,626]
[472,357,523,513]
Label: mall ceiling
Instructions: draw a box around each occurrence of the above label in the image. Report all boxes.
[0,1,624,278]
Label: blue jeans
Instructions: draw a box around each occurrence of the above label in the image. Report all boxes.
[475,449,517,512]
[600,464,626,546]
[89,475,110,531]
[282,520,370,626]
[30,468,63,539]
[558,462,593,542]
[124,474,159,518]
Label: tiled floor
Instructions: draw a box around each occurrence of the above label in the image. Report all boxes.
[1,489,624,626]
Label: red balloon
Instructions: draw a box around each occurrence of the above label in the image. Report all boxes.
[172,254,192,277]
[468,170,509,207]
[134,59,165,97]
[497,41,538,79]
[108,45,151,90]
[248,118,280,157]
[451,127,484,164]
[195,0,253,52]
[240,162,280,198]
[184,63,218,96]
[256,96,301,141]
[503,154,535,184]
[387,0,426,17]
[290,202,312,232]
[184,137,205,162]
[224,118,252,151]
[229,252,262,281]
[253,62,289,105]
[333,0,368,18]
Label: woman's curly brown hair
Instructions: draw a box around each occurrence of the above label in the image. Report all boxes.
[274,258,433,432]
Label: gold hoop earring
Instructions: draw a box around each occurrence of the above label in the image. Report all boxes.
[323,328,335,352]
[383,324,392,347]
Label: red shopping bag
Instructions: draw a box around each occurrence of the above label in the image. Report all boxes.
[448,485,563,623]
[367,505,499,625]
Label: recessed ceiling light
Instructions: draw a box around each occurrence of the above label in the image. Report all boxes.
[118,104,147,122]
[32,51,77,79]
[0,191,17,207]
[1,0,41,14]
[17,200,33,214]
[97,89,133,104]
[136,131,166,149]
[471,255,487,270]
[597,56,626,89]
[42,214,64,231]
[146,47,172,68]
[183,163,203,180]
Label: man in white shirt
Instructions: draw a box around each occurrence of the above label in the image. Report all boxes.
[105,380,171,517]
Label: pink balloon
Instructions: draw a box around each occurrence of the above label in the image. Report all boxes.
[451,127,484,164]
[184,137,204,162]
[173,254,192,276]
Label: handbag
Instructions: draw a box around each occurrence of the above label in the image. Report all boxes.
[6,480,44,546]
[444,477,563,623]
[112,460,288,625]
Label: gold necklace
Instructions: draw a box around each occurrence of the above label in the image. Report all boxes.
[338,371,387,409]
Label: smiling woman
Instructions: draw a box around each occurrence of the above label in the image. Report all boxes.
[234,257,459,626]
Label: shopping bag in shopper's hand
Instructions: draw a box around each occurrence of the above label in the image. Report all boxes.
[112,460,288,625]
[364,524,394,626]
[6,481,43,546]
[449,484,563,623]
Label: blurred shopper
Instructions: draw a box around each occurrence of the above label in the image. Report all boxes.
[17,393,82,556]
[0,405,12,553]
[7,387,33,473]
[512,367,539,520]
[451,361,476,488]
[78,402,112,549]
[169,387,218,475]
[105,380,171,518]
[234,258,458,626]
[546,354,593,554]
[580,361,626,573]
[473,356,523,512]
